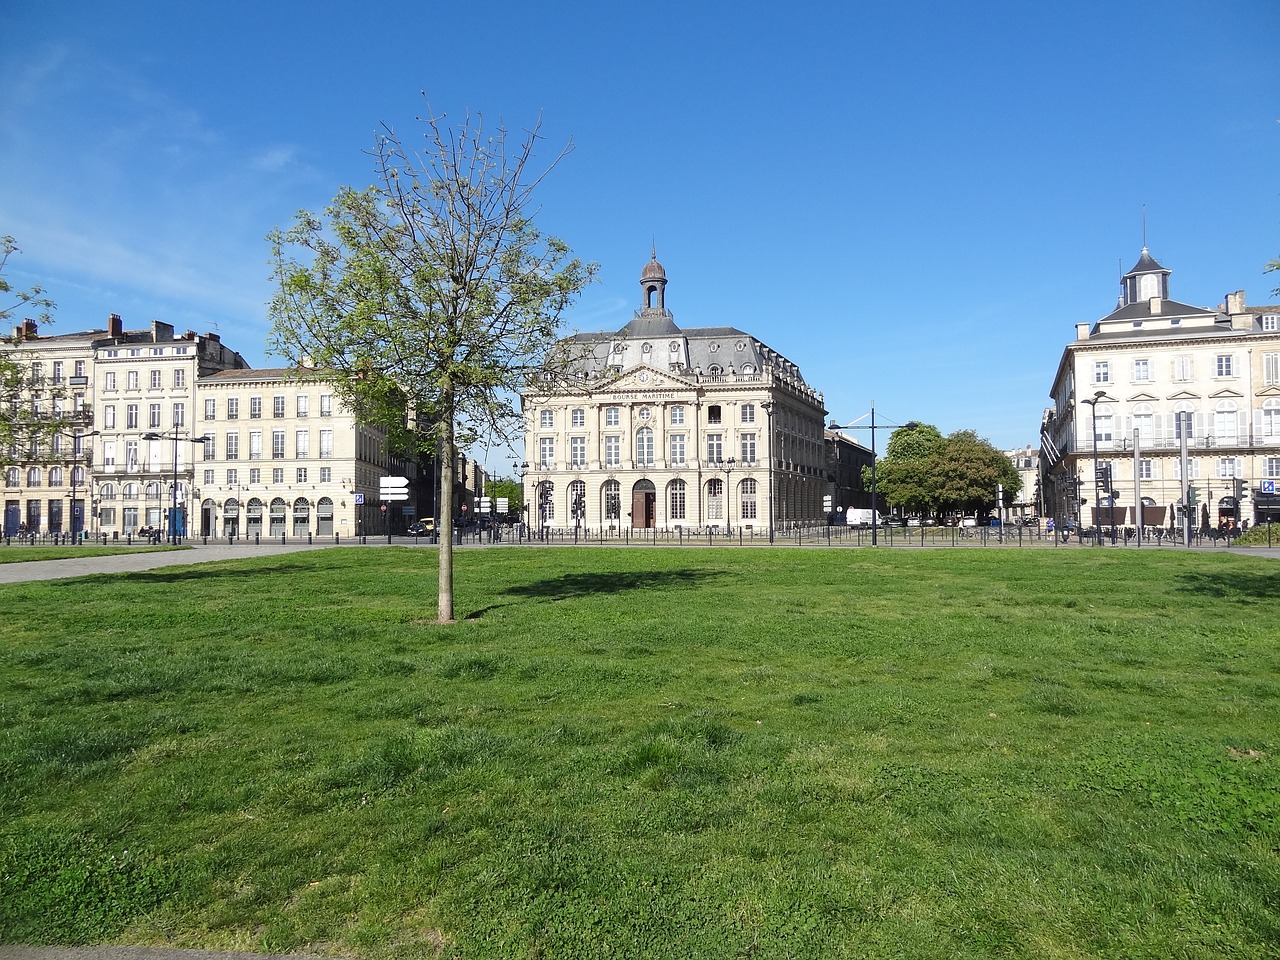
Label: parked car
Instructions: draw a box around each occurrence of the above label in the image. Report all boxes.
[408,518,436,535]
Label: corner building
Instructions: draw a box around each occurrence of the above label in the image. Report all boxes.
[1040,248,1280,529]
[521,255,828,533]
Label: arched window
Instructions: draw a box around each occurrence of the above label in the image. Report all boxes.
[27,467,41,487]
[707,478,724,520]
[1214,399,1238,443]
[602,480,620,520]
[5,467,18,488]
[71,465,85,486]
[740,477,758,519]
[1261,399,1280,438]
[668,479,686,521]
[1173,401,1196,439]
[635,427,654,465]
[1092,404,1113,442]
[145,481,161,499]
[99,483,117,501]
[48,467,64,487]
[123,483,139,500]
[1131,403,1154,443]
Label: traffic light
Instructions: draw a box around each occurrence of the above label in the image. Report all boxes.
[1234,477,1245,500]
[1186,484,1198,507]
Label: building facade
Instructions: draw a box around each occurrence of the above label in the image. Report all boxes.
[3,314,438,539]
[520,254,828,533]
[1040,249,1280,530]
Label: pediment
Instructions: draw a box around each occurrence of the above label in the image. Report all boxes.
[1208,387,1244,400]
[596,363,695,394]
[1165,389,1201,401]
[1126,391,1160,403]
[1257,385,1280,397]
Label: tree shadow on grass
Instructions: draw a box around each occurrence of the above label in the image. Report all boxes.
[47,563,310,586]
[1177,569,1280,601]
[503,568,723,601]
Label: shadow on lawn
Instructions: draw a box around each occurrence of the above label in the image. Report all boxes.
[1177,568,1280,601]
[503,568,722,600]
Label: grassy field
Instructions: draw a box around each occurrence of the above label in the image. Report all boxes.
[1,547,1277,958]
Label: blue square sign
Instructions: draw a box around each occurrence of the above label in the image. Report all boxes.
[1262,480,1276,495]
[354,493,365,505]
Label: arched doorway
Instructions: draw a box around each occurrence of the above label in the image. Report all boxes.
[293,498,311,537]
[201,498,216,537]
[223,498,240,539]
[269,497,287,536]
[631,479,655,528]
[316,497,334,536]
[246,498,264,538]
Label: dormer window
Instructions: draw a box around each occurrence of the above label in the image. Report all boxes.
[1263,314,1279,332]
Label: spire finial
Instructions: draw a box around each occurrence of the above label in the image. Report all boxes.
[651,237,657,261]
[1141,204,1147,251]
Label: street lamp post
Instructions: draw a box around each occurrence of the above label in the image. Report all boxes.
[718,457,736,535]
[63,428,100,544]
[515,461,529,541]
[1080,391,1110,547]
[143,431,208,545]
[760,401,774,543]
[828,404,898,547]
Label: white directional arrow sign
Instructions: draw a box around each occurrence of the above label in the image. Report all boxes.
[379,475,410,501]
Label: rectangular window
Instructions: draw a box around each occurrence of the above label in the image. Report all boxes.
[670,405,685,425]
[249,468,261,484]
[540,409,554,429]
[669,434,685,465]
[570,436,586,466]
[1217,458,1240,478]
[1173,460,1201,480]
[1263,314,1279,332]
[1216,354,1234,377]
[296,395,309,417]
[272,468,284,484]
[273,395,285,418]
[605,407,620,427]
[104,405,116,429]
[320,467,332,483]
[670,483,686,520]
[227,397,239,419]
[202,433,215,459]
[127,370,139,390]
[571,408,585,428]
[225,432,239,460]
[1264,353,1280,386]
[250,396,263,419]
[174,369,186,388]
[295,430,309,457]
[1138,459,1154,480]
[741,403,756,424]
[540,436,555,467]
[741,480,758,519]
[605,435,621,466]
[126,404,139,429]
[249,430,262,460]
[1132,359,1149,381]
[101,442,116,469]
[297,468,308,483]
[707,433,723,462]
[74,360,86,378]
[320,394,333,416]
[105,372,117,391]
[707,405,722,425]
[204,398,216,420]
[272,429,286,459]
[741,432,756,462]
[150,370,162,389]
[1094,361,1110,384]
[52,361,64,383]
[227,468,238,485]
[1266,457,1280,478]
[172,402,184,428]
[319,430,334,459]
[125,440,139,471]
[149,403,161,428]
[203,469,215,485]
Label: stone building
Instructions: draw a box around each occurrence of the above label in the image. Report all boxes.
[520,253,828,534]
[1040,248,1280,530]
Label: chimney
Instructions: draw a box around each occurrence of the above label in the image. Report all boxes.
[150,319,174,342]
[1225,290,1246,314]
[107,313,123,338]
[23,319,38,338]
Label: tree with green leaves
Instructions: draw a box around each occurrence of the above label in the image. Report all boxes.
[2,236,69,449]
[268,101,596,623]
[867,422,1020,518]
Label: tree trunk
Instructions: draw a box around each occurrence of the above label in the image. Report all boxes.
[438,392,456,624]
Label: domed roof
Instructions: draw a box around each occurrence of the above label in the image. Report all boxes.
[641,254,666,282]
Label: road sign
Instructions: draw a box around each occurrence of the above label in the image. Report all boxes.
[379,475,410,501]
[477,497,492,512]
[354,493,365,505]
[496,497,509,513]
[1263,480,1276,495]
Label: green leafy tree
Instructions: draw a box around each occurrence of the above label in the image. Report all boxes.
[2,236,70,448]
[929,430,1021,516]
[268,101,595,623]
[863,422,944,514]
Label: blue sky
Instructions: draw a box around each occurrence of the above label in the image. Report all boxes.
[3,0,1277,471]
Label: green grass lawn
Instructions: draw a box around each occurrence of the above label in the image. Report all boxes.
[1,547,1277,959]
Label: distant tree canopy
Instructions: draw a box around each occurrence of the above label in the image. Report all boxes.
[866,422,1020,517]
[2,236,71,448]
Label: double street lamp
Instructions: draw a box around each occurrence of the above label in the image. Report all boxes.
[1080,391,1111,546]
[58,428,100,543]
[143,431,209,545]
